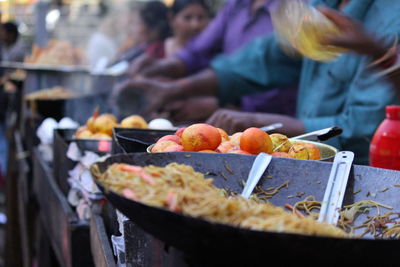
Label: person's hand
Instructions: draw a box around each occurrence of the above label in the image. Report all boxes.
[109,77,180,117]
[141,57,188,79]
[318,6,387,58]
[206,108,305,136]
[206,109,261,134]
[109,79,132,107]
[127,53,156,78]
[164,96,218,124]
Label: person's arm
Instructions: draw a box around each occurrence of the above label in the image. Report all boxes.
[206,109,305,136]
[116,35,302,117]
[211,35,303,107]
[164,96,219,125]
[134,57,187,78]
[138,0,234,78]
[112,68,219,117]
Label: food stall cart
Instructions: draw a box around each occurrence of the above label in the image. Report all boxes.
[1,62,119,267]
[3,67,400,267]
[2,0,400,265]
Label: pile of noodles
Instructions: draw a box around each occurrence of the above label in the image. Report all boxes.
[94,163,347,238]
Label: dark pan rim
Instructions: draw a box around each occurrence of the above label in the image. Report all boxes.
[115,129,177,145]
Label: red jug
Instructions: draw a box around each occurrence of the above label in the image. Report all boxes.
[370,105,400,170]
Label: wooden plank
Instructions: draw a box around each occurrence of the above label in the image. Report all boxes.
[17,163,31,267]
[90,213,116,267]
[13,127,33,267]
[33,148,94,267]
[4,130,23,267]
[33,148,74,267]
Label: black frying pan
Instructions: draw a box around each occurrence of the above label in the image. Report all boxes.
[93,153,400,266]
[113,128,176,153]
[114,127,343,161]
[56,128,112,154]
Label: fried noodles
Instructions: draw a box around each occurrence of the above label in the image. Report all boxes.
[292,196,400,239]
[94,163,347,238]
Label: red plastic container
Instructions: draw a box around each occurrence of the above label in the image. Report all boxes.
[370,105,400,170]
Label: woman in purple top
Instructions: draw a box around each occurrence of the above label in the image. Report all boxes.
[122,0,297,123]
[131,0,276,78]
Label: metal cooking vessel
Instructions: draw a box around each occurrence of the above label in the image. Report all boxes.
[92,152,400,266]
[146,139,338,161]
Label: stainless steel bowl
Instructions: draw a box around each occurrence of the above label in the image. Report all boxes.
[147,139,338,162]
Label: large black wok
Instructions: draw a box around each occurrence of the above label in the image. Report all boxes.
[112,128,176,153]
[93,153,400,266]
[113,126,342,161]
[56,128,112,154]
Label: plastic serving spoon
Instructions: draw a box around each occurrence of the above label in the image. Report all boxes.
[318,151,354,225]
[241,153,273,199]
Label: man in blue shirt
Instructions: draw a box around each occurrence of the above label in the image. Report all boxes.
[118,0,400,164]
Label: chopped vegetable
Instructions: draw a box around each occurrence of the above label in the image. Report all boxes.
[140,171,156,185]
[119,164,142,173]
[285,204,305,218]
[122,188,138,201]
[166,191,179,212]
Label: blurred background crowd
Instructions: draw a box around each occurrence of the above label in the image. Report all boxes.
[0,0,400,266]
[0,0,399,172]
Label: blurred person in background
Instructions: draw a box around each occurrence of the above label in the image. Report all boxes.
[0,22,27,62]
[110,1,171,117]
[130,0,275,77]
[113,0,210,117]
[86,1,159,68]
[128,0,211,72]
[0,21,27,179]
[115,0,400,165]
[117,0,298,125]
[86,1,173,68]
[115,1,172,65]
[166,0,210,55]
[86,13,121,68]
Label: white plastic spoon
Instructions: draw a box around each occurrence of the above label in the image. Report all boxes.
[241,153,273,199]
[318,151,354,225]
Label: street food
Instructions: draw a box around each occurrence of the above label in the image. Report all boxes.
[181,123,221,151]
[92,114,118,137]
[151,123,322,160]
[240,127,273,154]
[76,109,118,139]
[24,86,77,101]
[288,142,321,160]
[24,40,85,66]
[270,133,292,153]
[121,115,148,129]
[8,69,27,81]
[75,109,150,139]
[94,162,347,238]
[291,196,400,239]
